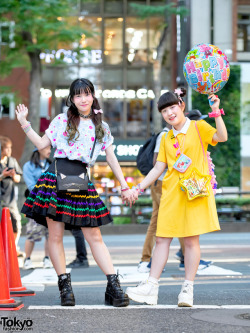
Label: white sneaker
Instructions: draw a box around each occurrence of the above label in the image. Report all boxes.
[126,280,159,305]
[43,257,53,269]
[178,282,194,307]
[23,258,34,270]
[137,261,150,273]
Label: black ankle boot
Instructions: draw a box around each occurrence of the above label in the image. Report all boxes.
[105,274,129,307]
[58,273,75,306]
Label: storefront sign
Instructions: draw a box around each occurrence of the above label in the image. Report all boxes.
[40,49,102,65]
[40,88,168,100]
[97,139,145,162]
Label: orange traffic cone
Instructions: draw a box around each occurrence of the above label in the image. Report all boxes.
[1,208,35,297]
[0,222,23,310]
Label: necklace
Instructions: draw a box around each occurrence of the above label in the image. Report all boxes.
[78,111,92,119]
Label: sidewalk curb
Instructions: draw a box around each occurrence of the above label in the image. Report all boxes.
[64,222,250,235]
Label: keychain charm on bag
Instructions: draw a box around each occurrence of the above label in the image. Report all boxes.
[173,154,192,173]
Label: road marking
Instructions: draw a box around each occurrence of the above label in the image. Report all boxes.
[21,268,71,284]
[196,265,242,276]
[22,284,45,291]
[28,305,250,310]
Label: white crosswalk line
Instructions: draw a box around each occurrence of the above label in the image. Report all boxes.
[28,305,250,310]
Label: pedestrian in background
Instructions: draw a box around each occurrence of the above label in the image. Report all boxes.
[15,78,135,307]
[0,135,23,256]
[67,228,89,268]
[137,125,170,273]
[127,88,228,307]
[22,146,53,269]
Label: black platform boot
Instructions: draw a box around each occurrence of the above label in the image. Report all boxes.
[105,274,129,307]
[58,273,75,306]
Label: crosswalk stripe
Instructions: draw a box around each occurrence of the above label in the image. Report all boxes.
[28,305,250,310]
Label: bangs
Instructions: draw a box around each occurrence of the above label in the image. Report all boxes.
[71,79,94,96]
[157,92,179,112]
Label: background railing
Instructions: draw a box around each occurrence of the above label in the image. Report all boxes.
[103,191,250,224]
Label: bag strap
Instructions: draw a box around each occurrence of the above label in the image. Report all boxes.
[88,137,97,167]
[195,121,206,160]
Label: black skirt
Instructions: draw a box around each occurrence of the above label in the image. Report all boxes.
[21,158,113,229]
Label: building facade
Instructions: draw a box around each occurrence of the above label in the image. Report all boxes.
[0,0,250,190]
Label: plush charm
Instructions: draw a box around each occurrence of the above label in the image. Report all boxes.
[179,168,211,200]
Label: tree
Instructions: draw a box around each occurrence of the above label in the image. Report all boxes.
[130,1,188,133]
[0,0,91,164]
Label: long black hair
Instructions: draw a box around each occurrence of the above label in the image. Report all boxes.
[66,78,104,144]
[157,87,186,112]
[30,150,51,168]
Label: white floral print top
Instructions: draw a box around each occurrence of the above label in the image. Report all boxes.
[45,113,114,166]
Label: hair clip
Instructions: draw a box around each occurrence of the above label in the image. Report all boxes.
[174,88,182,97]
[93,109,103,114]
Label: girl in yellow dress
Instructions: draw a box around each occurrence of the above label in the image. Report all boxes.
[126,88,228,307]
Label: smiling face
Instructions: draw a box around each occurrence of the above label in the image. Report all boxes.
[161,102,186,128]
[72,91,94,115]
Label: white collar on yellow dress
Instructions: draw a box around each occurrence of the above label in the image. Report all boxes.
[172,117,191,137]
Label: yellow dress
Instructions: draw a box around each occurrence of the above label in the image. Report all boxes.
[156,120,220,237]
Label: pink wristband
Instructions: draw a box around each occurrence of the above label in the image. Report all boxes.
[121,188,130,192]
[208,108,225,118]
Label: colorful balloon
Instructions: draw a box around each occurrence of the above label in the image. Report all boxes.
[183,43,230,95]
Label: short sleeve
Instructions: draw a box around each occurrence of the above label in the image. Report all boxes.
[157,132,168,164]
[154,131,165,153]
[101,122,114,151]
[45,114,62,148]
[196,120,217,146]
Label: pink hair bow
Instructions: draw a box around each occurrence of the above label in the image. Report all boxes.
[174,88,182,97]
[93,109,103,114]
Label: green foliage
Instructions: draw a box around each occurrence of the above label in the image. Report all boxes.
[113,217,131,225]
[191,65,241,187]
[0,0,92,76]
[130,2,189,19]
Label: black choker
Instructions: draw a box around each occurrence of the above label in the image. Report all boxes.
[78,111,92,119]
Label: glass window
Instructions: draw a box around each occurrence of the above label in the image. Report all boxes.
[79,17,102,50]
[102,69,123,85]
[238,14,250,52]
[127,68,147,85]
[0,21,14,47]
[103,99,123,137]
[104,18,123,65]
[0,94,15,119]
[127,95,148,137]
[104,0,123,14]
[149,17,165,49]
[126,17,148,66]
[80,0,101,14]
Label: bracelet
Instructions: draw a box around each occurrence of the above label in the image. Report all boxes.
[121,188,130,192]
[21,121,30,129]
[132,183,144,195]
[208,108,225,118]
[21,122,32,134]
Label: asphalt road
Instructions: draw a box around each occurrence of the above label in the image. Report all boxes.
[0,232,250,333]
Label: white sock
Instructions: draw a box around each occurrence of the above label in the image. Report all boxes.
[184,280,194,286]
[148,276,159,285]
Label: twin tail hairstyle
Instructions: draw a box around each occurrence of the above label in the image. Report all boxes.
[66,78,105,144]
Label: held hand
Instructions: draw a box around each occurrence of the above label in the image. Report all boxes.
[2,168,14,178]
[121,189,137,207]
[15,104,29,124]
[208,94,220,111]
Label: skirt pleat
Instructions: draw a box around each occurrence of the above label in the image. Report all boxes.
[21,159,113,229]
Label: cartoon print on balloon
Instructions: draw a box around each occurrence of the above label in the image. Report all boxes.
[183,43,230,95]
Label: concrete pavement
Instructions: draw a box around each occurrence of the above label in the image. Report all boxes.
[0,232,249,332]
